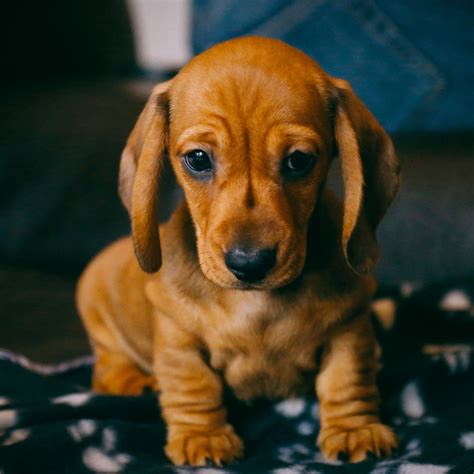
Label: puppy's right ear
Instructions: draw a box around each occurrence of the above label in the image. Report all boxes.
[119,80,172,273]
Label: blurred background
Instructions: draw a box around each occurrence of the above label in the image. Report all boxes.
[1,0,472,362]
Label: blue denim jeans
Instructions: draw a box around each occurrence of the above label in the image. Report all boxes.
[193,0,473,133]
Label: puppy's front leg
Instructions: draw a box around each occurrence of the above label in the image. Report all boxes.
[316,314,397,463]
[154,315,243,466]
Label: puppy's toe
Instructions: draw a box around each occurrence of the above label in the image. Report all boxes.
[318,423,398,463]
[166,424,244,466]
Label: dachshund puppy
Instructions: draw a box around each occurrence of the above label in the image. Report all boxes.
[77,36,400,466]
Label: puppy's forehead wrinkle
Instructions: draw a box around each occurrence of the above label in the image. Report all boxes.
[266,124,324,153]
[179,65,321,126]
[176,124,229,153]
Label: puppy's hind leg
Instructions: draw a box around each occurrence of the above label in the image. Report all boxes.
[79,304,157,396]
[92,345,158,396]
[76,237,157,396]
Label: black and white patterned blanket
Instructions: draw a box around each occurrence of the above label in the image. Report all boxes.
[1,280,473,473]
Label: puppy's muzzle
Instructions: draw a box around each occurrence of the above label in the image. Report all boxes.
[224,246,277,283]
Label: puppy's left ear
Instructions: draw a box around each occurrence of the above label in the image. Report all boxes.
[119,80,172,273]
[331,78,400,275]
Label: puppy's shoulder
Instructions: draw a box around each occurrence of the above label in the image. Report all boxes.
[76,236,142,310]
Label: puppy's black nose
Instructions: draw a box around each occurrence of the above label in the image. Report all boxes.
[224,247,277,283]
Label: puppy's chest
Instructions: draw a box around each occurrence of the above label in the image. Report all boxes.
[205,299,325,400]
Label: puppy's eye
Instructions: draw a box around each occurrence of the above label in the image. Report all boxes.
[282,151,315,178]
[183,149,213,175]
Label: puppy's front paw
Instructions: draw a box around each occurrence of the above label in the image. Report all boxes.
[166,424,244,466]
[318,423,398,463]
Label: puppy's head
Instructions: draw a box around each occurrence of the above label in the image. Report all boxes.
[120,37,399,289]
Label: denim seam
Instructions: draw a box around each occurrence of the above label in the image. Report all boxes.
[250,0,328,38]
[344,0,445,126]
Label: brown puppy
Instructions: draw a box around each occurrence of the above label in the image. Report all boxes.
[77,36,400,466]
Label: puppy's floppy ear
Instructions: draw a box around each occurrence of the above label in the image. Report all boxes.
[119,80,172,273]
[331,78,400,275]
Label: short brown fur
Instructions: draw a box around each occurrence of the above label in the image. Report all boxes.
[77,37,400,466]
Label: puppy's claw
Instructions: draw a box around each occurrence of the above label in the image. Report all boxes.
[318,423,397,463]
[166,424,244,466]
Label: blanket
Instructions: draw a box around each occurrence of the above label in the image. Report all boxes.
[1,280,473,473]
